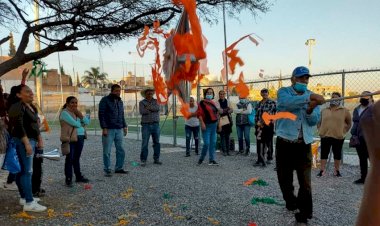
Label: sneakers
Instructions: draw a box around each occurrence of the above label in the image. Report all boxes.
[76,176,90,183]
[3,182,18,191]
[115,169,129,174]
[140,161,147,167]
[316,170,325,178]
[266,160,273,165]
[185,153,191,157]
[253,162,261,167]
[153,160,163,165]
[208,161,219,166]
[23,201,47,212]
[197,160,203,165]
[354,178,365,184]
[20,197,40,206]
[334,171,342,177]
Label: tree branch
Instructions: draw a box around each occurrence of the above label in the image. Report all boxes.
[7,0,30,26]
[0,36,11,46]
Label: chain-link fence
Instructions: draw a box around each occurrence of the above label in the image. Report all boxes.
[196,69,380,164]
[42,68,379,153]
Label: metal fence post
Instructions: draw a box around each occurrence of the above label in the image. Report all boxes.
[342,70,346,106]
[172,94,177,146]
[93,90,97,136]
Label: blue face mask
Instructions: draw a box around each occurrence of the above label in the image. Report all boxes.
[205,94,213,100]
[240,99,247,104]
[293,82,307,93]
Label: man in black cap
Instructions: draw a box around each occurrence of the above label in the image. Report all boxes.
[254,88,276,167]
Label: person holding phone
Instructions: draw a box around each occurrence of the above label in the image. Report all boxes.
[60,96,90,187]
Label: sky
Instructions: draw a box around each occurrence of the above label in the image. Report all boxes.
[1,0,380,82]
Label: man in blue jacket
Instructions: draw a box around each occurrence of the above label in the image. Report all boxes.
[99,84,128,177]
[276,66,325,224]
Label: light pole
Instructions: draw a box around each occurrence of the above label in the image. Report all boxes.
[128,51,140,140]
[91,79,97,135]
[222,1,229,101]
[34,1,43,109]
[305,39,316,71]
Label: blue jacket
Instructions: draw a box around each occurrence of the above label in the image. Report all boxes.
[275,86,321,144]
[98,95,127,129]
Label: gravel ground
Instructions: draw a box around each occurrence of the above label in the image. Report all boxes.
[0,129,364,226]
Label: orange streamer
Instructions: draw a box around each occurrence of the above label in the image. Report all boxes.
[244,177,259,186]
[228,73,249,98]
[262,112,297,125]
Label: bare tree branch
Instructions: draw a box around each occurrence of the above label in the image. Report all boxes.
[0,36,10,46]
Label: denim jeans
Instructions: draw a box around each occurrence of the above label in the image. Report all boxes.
[14,138,36,203]
[102,129,125,172]
[236,124,251,151]
[185,125,199,154]
[140,123,161,161]
[200,122,217,162]
[65,136,85,180]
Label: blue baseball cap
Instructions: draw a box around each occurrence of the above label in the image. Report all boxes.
[292,66,311,78]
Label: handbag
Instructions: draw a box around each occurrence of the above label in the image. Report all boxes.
[349,135,360,148]
[61,127,75,155]
[219,115,230,127]
[3,139,21,174]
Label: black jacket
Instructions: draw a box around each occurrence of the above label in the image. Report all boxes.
[8,101,40,140]
[98,95,127,129]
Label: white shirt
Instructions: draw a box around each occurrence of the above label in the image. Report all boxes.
[185,105,200,127]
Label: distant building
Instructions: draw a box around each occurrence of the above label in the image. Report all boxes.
[122,73,145,87]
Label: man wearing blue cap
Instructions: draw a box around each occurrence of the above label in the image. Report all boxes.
[275,66,325,224]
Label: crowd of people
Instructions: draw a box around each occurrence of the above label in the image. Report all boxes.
[0,66,379,225]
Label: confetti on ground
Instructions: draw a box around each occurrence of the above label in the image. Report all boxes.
[207,217,220,225]
[252,179,269,186]
[163,193,172,199]
[131,161,140,167]
[248,221,258,226]
[139,220,145,224]
[180,204,188,210]
[121,188,134,199]
[127,212,138,219]
[244,178,259,186]
[251,197,283,206]
[163,203,174,216]
[173,215,186,220]
[244,178,268,186]
[47,208,56,218]
[63,212,74,217]
[84,184,92,190]
[115,219,129,226]
[12,211,36,219]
